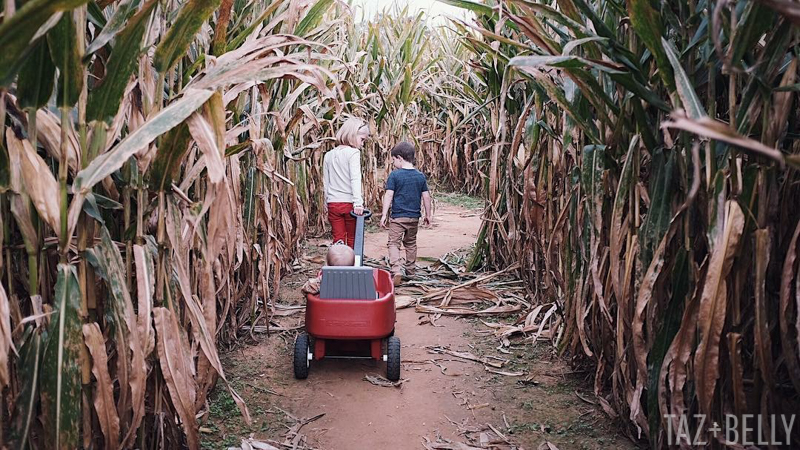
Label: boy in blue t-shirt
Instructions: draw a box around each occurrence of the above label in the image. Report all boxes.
[379,142,432,286]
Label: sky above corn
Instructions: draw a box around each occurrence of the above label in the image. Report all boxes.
[350,0,470,23]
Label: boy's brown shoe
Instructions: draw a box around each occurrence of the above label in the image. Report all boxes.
[392,273,403,287]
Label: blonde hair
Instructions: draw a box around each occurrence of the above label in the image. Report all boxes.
[335,117,368,148]
[326,243,355,266]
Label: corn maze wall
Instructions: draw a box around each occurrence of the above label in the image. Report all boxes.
[1,0,800,448]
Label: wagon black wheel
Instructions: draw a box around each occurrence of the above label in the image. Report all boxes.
[294,333,310,379]
[386,336,401,381]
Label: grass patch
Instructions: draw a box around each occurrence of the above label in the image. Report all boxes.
[208,388,241,421]
[436,192,484,210]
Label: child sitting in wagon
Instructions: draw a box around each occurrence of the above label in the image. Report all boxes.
[302,242,355,295]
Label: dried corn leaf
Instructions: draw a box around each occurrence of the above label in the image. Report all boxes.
[5,129,61,237]
[187,111,225,184]
[395,295,417,309]
[0,283,10,387]
[86,226,147,446]
[694,201,744,414]
[754,230,773,387]
[779,220,800,393]
[33,107,80,172]
[662,111,785,166]
[83,323,120,449]
[166,206,250,423]
[154,307,199,450]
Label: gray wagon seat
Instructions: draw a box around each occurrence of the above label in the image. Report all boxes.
[319,266,378,300]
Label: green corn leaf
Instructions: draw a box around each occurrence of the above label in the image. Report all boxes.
[372,57,386,89]
[518,68,600,145]
[611,136,637,249]
[609,72,670,111]
[509,55,627,74]
[87,1,107,28]
[41,264,82,450]
[154,0,222,73]
[627,0,672,89]
[401,26,414,65]
[85,0,143,58]
[147,121,192,191]
[370,28,380,60]
[87,0,158,123]
[75,88,214,194]
[581,144,605,231]
[640,150,676,267]
[730,2,775,66]
[565,0,615,39]
[17,39,56,110]
[242,164,257,230]
[401,64,413,105]
[225,140,252,157]
[47,12,84,108]
[226,0,285,51]
[410,38,429,71]
[0,0,89,86]
[10,327,45,450]
[435,0,494,16]
[294,0,334,37]
[631,95,659,150]
[82,192,117,225]
[686,17,708,52]
[662,38,706,118]
[515,1,593,39]
[735,20,792,132]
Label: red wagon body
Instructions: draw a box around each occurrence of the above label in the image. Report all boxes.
[305,268,396,360]
[295,267,400,380]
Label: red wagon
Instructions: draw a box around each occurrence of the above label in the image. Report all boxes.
[294,211,401,380]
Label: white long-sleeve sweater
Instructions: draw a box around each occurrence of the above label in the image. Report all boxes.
[322,145,364,208]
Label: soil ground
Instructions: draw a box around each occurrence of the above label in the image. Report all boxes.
[202,197,638,450]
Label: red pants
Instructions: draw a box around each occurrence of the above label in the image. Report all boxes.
[327,202,356,248]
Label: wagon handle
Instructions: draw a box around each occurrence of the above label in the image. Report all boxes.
[350,209,371,266]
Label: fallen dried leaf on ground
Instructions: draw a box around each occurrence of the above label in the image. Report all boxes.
[395,295,417,309]
[364,374,408,387]
[275,409,325,450]
[484,367,524,377]
[426,345,507,368]
[423,422,522,450]
[416,303,522,316]
[271,304,306,316]
[230,438,281,450]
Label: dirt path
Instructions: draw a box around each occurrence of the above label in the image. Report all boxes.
[204,202,636,450]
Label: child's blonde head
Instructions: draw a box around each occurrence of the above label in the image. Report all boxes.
[326,243,355,266]
[336,117,369,148]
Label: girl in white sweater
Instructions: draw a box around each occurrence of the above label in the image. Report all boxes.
[323,117,369,247]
